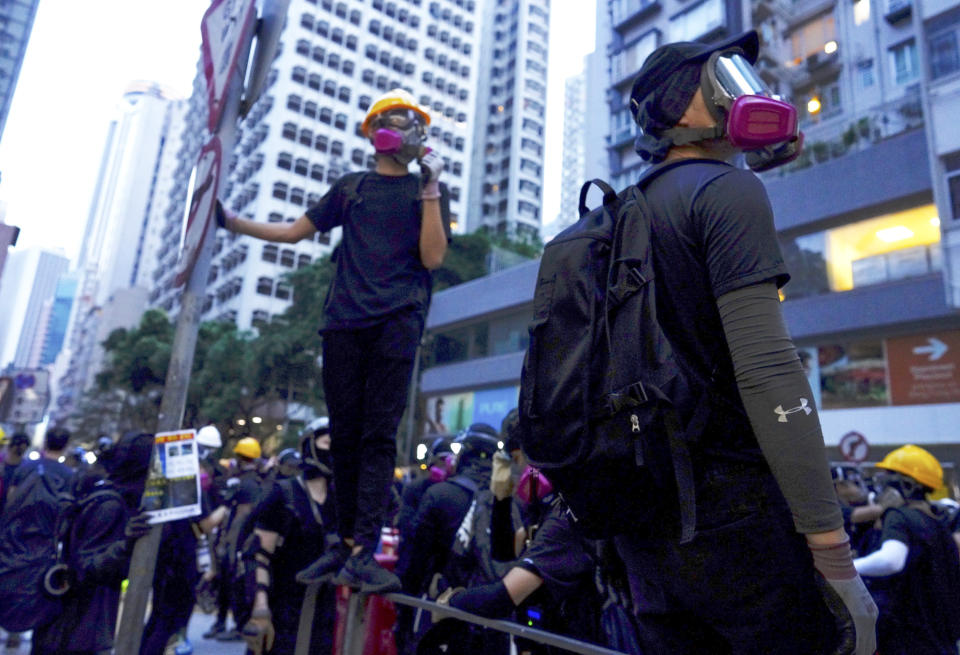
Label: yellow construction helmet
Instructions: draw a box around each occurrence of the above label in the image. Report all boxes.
[361,88,430,137]
[234,437,262,460]
[876,444,943,491]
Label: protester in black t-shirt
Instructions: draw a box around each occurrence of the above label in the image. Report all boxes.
[217,89,450,593]
[0,432,29,516]
[9,427,74,498]
[242,424,337,655]
[854,445,960,655]
[612,30,876,654]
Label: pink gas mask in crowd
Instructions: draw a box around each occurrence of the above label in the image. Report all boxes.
[516,465,554,504]
[662,50,802,172]
[370,108,426,165]
[428,454,456,483]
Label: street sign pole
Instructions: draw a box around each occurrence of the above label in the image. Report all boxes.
[114,2,262,649]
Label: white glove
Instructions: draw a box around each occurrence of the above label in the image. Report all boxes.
[419,149,443,199]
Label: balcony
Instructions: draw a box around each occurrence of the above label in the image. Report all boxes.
[752,0,789,22]
[788,47,842,90]
[884,0,912,23]
[610,0,662,32]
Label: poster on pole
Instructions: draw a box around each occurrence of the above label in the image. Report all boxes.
[142,429,202,524]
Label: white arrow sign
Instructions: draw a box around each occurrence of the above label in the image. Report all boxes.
[174,137,222,287]
[913,337,948,361]
[201,0,256,132]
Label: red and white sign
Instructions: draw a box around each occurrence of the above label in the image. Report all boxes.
[886,330,960,406]
[174,138,222,287]
[839,431,870,463]
[201,0,256,132]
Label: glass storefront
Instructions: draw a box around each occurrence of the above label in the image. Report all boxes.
[781,204,942,300]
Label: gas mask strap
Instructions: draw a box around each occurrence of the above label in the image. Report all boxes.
[660,124,725,147]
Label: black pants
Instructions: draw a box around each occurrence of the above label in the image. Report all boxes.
[616,461,836,655]
[141,553,199,655]
[323,310,422,550]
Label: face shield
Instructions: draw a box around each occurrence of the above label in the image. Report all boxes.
[700,50,803,171]
[369,108,426,165]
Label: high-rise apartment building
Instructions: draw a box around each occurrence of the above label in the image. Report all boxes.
[0,0,40,144]
[32,273,78,368]
[466,0,549,238]
[554,69,586,234]
[0,247,69,369]
[151,0,489,330]
[54,84,188,421]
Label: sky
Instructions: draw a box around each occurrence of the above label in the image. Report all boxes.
[0,0,596,263]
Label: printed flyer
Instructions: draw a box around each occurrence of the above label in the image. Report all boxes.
[142,429,202,523]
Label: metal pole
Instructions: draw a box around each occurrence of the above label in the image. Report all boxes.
[113,24,254,655]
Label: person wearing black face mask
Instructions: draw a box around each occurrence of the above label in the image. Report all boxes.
[31,431,154,655]
[242,422,338,655]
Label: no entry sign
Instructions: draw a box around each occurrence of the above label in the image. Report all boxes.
[839,431,870,464]
[174,137,222,287]
[201,0,257,132]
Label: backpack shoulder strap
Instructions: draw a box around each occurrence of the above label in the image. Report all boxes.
[340,171,368,216]
[447,475,478,496]
[578,179,618,218]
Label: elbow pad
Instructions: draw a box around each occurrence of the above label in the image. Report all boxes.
[717,283,842,534]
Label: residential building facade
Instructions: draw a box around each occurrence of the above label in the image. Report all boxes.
[0,247,68,369]
[467,0,550,238]
[0,0,40,144]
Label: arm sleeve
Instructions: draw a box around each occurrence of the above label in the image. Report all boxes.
[854,539,909,577]
[490,497,516,561]
[717,282,842,534]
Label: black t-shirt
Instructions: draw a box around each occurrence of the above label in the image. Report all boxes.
[11,456,74,490]
[306,171,452,330]
[256,478,333,608]
[642,159,790,455]
[870,505,960,654]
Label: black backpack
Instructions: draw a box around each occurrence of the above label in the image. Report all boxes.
[518,162,717,543]
[0,466,120,631]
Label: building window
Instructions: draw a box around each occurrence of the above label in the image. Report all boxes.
[257,277,274,295]
[308,73,322,90]
[331,140,344,157]
[889,40,919,85]
[930,29,960,79]
[290,188,305,206]
[286,94,303,112]
[292,66,307,83]
[311,164,325,181]
[275,283,292,300]
[315,134,329,151]
[277,152,293,170]
[299,128,313,146]
[262,244,278,263]
[857,59,875,88]
[303,101,318,119]
[272,182,288,200]
[947,153,960,220]
[296,39,310,56]
[319,108,333,124]
[294,158,308,175]
[312,46,325,63]
[297,254,312,269]
[280,249,296,267]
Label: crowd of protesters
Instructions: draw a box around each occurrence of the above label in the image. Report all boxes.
[4,26,960,655]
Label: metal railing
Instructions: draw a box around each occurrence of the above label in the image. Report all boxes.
[336,589,630,655]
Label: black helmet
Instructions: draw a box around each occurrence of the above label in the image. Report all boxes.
[278,448,302,466]
[454,423,501,466]
[429,436,453,458]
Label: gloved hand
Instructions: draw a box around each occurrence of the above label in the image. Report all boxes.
[432,586,466,623]
[490,451,513,501]
[876,486,905,511]
[124,512,153,541]
[809,534,878,655]
[242,607,275,655]
[214,200,235,230]
[419,148,443,200]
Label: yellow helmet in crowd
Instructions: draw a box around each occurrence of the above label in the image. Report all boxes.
[361,88,431,137]
[876,444,943,491]
[234,437,262,460]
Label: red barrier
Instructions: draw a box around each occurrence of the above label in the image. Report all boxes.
[332,531,400,655]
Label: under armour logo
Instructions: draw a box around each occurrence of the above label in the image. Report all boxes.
[774,398,812,423]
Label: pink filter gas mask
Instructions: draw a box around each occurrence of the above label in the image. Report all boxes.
[429,454,456,483]
[725,95,798,150]
[372,128,405,155]
[517,465,553,504]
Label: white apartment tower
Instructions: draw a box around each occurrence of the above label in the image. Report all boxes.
[557,69,586,233]
[467,0,549,238]
[152,0,487,330]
